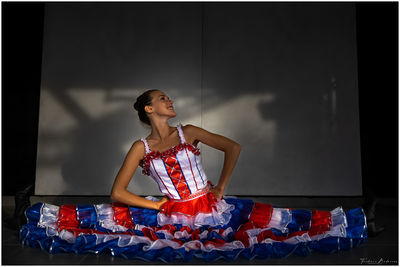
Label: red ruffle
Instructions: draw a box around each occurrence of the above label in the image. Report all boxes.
[113,202,135,228]
[310,210,332,232]
[160,192,218,217]
[238,202,274,231]
[139,142,201,176]
[58,205,79,231]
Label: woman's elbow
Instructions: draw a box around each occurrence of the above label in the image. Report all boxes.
[110,189,120,201]
[234,142,242,151]
[229,142,241,153]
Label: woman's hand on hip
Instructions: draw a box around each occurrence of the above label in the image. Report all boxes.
[210,186,224,200]
[156,196,169,210]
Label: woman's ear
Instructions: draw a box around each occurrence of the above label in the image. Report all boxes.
[144,105,152,114]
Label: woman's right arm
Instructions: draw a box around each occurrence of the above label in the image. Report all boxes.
[110,140,168,210]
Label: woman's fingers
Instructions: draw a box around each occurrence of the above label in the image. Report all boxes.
[157,197,169,210]
[210,188,223,199]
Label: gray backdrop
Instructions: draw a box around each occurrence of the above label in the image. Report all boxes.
[35,2,362,196]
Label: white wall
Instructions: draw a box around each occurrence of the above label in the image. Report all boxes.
[35,3,362,196]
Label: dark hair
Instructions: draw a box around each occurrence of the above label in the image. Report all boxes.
[133,89,159,125]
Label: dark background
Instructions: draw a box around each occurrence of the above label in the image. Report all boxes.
[2,2,398,198]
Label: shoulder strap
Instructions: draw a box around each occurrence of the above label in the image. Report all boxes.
[140,138,151,154]
[176,123,186,144]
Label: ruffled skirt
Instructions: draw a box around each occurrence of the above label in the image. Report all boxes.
[19,194,368,262]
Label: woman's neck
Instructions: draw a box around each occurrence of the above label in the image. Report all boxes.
[149,119,174,142]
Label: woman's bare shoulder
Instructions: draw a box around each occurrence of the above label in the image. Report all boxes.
[182,124,202,145]
[128,139,146,157]
[182,123,200,130]
[132,139,145,147]
[182,123,200,134]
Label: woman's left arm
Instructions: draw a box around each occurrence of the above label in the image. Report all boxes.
[184,124,242,199]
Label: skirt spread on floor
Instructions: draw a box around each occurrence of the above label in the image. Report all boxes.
[19,194,368,262]
[20,124,367,261]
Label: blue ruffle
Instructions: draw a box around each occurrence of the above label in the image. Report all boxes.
[287,209,312,232]
[129,206,159,227]
[76,205,97,229]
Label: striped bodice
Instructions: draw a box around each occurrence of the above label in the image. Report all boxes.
[139,123,209,200]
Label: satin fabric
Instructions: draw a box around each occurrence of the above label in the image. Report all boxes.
[20,197,368,262]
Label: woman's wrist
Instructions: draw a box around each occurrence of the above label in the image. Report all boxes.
[155,197,168,210]
[213,185,225,196]
[215,183,226,192]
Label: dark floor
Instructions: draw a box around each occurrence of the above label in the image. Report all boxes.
[2,196,398,265]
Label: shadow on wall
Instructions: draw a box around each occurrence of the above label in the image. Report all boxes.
[35,2,362,196]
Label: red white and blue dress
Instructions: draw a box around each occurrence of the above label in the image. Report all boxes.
[20,123,368,262]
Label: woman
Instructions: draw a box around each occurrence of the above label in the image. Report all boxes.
[110,89,241,228]
[20,89,368,262]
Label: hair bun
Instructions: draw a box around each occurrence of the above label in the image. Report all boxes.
[133,101,139,111]
[133,89,158,126]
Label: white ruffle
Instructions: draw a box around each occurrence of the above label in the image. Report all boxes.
[80,232,245,253]
[42,226,77,245]
[143,239,183,251]
[199,229,209,239]
[330,206,348,228]
[157,198,235,228]
[259,238,277,244]
[267,208,292,233]
[176,123,186,143]
[248,236,259,247]
[283,232,312,244]
[221,227,233,238]
[257,232,313,245]
[249,223,346,246]
[59,229,77,243]
[95,204,128,232]
[310,223,347,241]
[245,227,266,237]
[38,203,59,230]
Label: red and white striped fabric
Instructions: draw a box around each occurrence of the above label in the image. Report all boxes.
[139,123,208,200]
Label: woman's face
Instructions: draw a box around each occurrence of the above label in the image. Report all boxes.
[147,90,176,119]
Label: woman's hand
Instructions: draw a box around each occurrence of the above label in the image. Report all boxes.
[210,186,224,200]
[184,124,241,199]
[156,196,169,210]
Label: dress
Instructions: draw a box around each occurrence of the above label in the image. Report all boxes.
[19,123,368,262]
